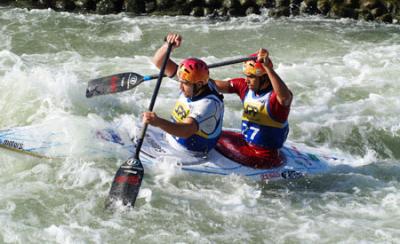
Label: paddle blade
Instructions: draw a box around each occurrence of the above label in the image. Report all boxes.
[105,158,144,208]
[86,72,145,98]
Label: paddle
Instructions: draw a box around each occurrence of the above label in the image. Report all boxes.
[105,42,174,208]
[86,56,256,98]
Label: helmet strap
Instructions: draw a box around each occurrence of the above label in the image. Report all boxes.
[259,74,269,86]
[256,75,271,94]
[191,83,208,99]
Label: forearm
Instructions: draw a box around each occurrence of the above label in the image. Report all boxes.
[211,78,232,93]
[152,43,178,77]
[257,48,292,106]
[265,66,292,106]
[155,117,197,138]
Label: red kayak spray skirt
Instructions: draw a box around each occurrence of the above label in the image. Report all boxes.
[216,131,283,169]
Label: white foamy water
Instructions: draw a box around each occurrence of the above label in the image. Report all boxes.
[1,6,400,243]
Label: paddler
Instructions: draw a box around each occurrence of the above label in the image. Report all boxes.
[213,48,293,168]
[142,33,224,156]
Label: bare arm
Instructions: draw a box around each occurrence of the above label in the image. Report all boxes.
[259,49,293,107]
[142,112,198,138]
[265,66,292,107]
[152,33,182,77]
[211,79,233,94]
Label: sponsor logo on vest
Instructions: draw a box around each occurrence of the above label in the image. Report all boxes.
[244,104,258,117]
[174,105,187,120]
[1,139,24,150]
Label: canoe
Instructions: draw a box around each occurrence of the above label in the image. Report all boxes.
[0,119,344,181]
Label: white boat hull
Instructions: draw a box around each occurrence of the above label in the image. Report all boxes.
[0,120,344,181]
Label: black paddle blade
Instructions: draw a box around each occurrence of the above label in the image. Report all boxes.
[105,158,144,208]
[86,72,145,98]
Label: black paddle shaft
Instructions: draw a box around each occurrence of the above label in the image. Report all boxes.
[208,56,256,68]
[106,43,173,209]
[86,56,257,98]
[134,43,173,159]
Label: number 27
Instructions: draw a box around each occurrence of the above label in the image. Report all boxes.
[243,124,259,140]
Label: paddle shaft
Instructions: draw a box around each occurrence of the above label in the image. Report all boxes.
[208,56,256,69]
[134,43,173,159]
[86,56,257,98]
[143,56,257,81]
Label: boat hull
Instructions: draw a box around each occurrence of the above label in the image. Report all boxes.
[0,121,342,181]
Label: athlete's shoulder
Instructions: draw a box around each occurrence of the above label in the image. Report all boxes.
[228,77,248,100]
[192,95,223,109]
[189,96,223,125]
[229,77,246,87]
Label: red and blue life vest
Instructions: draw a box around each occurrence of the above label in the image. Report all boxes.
[241,89,289,149]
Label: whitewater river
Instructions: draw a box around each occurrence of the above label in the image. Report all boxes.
[1,6,400,243]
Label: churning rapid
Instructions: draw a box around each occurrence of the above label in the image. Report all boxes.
[1,6,400,243]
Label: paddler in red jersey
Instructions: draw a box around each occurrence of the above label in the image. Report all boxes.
[213,49,293,168]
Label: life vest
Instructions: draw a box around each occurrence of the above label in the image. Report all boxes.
[170,82,224,153]
[241,89,289,149]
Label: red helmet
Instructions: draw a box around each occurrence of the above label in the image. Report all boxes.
[177,58,209,85]
[243,53,273,77]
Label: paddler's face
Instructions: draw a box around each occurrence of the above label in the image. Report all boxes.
[179,80,194,98]
[245,75,261,92]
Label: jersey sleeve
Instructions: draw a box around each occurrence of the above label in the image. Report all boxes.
[228,78,248,101]
[268,91,290,122]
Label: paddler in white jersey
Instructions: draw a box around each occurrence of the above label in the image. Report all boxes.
[213,49,293,169]
[142,33,224,156]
